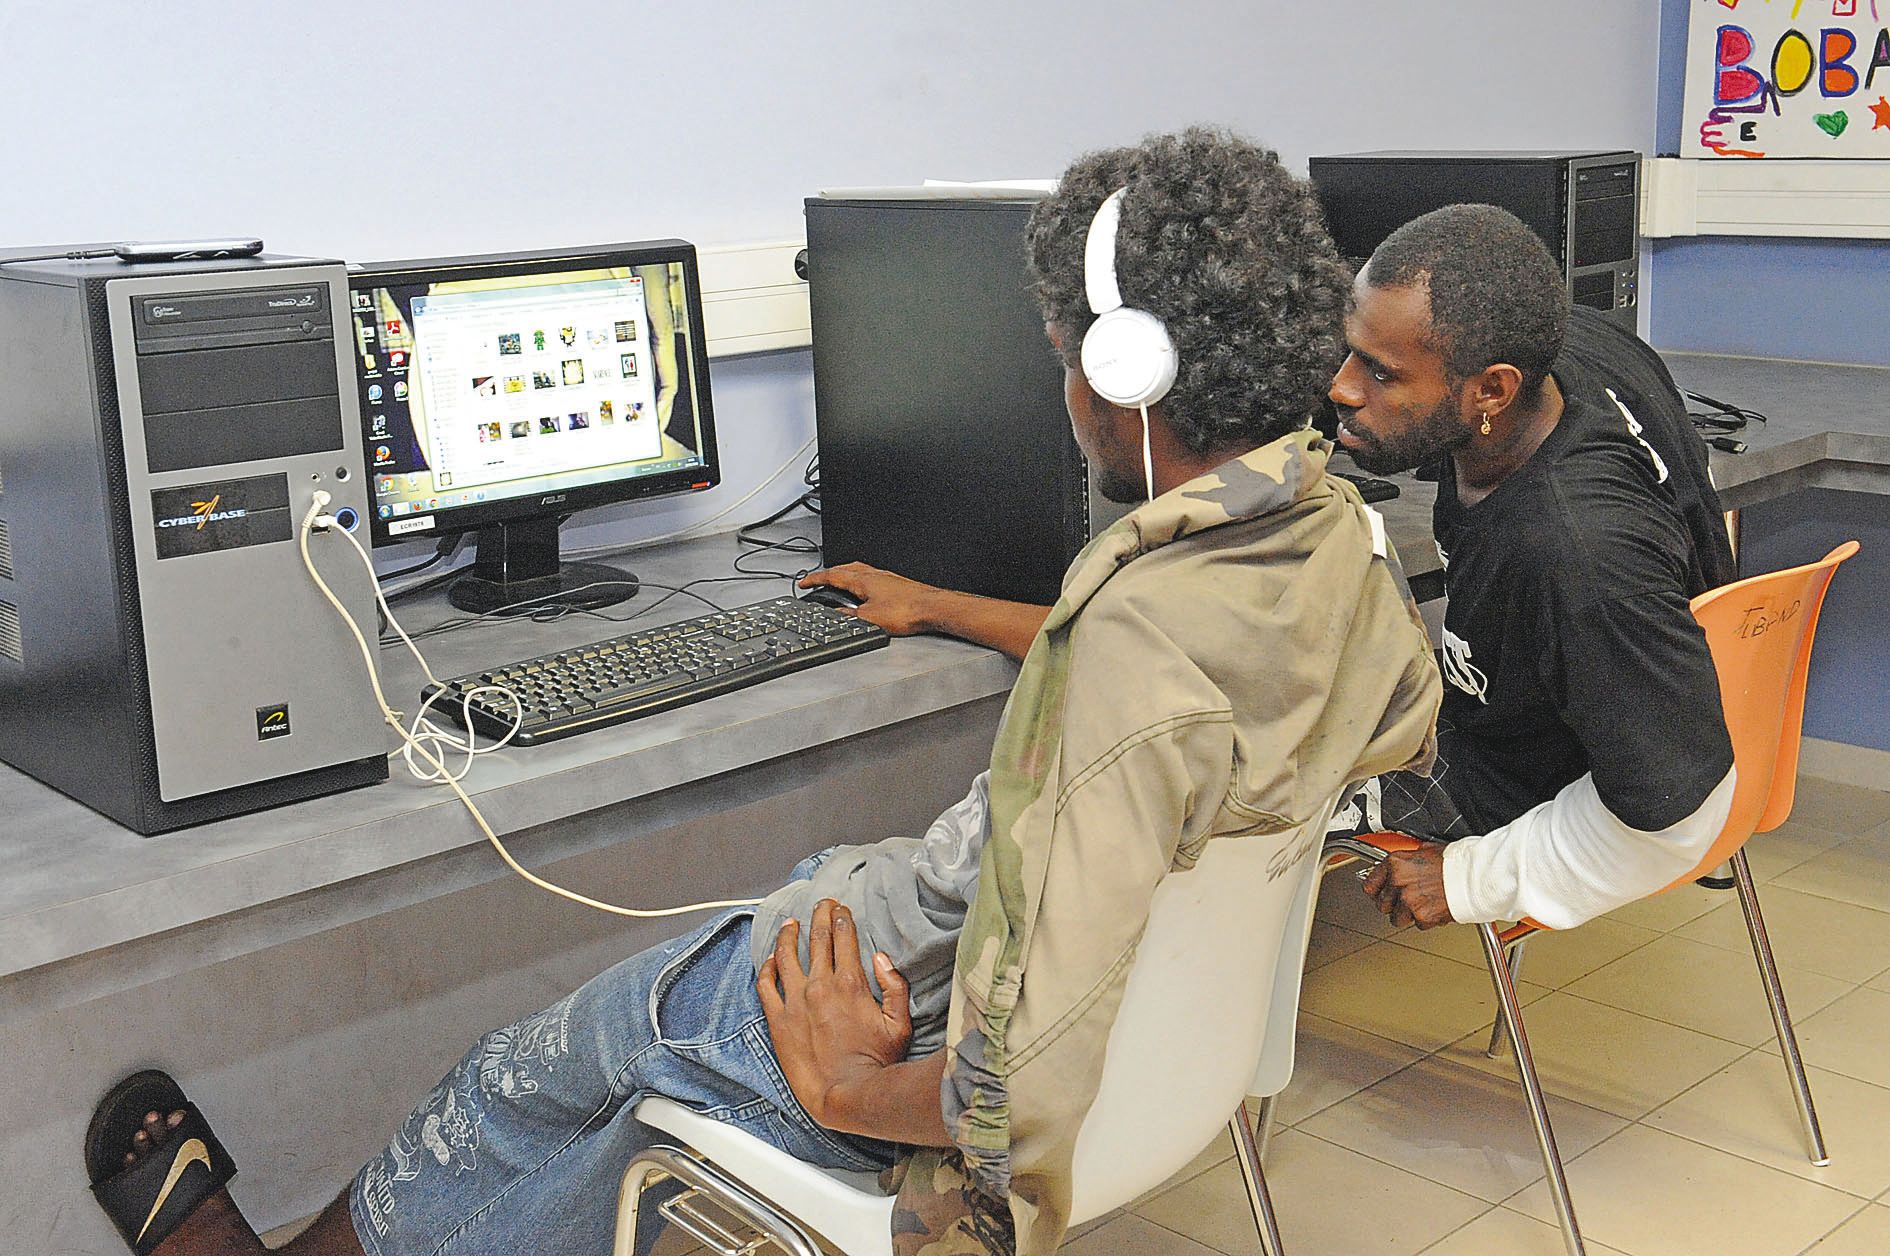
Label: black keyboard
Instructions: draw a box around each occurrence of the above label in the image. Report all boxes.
[425,596,889,745]
[1335,470,1400,503]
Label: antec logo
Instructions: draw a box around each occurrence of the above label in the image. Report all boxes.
[256,703,292,740]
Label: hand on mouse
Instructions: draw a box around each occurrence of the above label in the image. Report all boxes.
[799,563,944,635]
[802,563,1053,663]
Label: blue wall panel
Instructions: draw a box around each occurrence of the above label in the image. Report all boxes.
[1737,489,1890,752]
[1657,0,1689,154]
[1653,2,1888,758]
[1649,0,1890,371]
[1649,237,1890,367]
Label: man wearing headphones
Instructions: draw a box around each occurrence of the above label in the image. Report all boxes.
[88,130,1437,1256]
[816,205,1738,939]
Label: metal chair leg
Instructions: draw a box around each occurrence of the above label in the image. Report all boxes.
[1231,1102,1287,1256]
[614,1144,823,1256]
[1477,923,1586,1256]
[1253,1093,1278,1161]
[1484,934,1531,1059]
[1731,849,1831,1166]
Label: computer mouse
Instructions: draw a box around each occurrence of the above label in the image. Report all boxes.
[799,585,863,610]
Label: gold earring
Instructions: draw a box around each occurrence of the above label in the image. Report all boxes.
[1479,414,1493,436]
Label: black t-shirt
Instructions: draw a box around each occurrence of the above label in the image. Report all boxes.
[1555,307,1736,594]
[1432,310,1735,833]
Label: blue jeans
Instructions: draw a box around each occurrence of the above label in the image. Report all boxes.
[348,862,897,1255]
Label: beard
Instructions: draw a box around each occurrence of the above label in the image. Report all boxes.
[1094,463,1149,504]
[1338,396,1469,475]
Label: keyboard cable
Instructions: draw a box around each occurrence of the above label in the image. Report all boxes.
[297,492,765,919]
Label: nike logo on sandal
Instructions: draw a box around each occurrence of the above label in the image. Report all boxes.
[138,1138,211,1242]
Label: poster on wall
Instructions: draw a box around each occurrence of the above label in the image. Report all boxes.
[1683,0,1890,157]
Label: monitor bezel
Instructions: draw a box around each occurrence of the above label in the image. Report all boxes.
[348,239,721,550]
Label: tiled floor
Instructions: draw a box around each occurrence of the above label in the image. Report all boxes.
[1069,774,1890,1256]
[643,774,1890,1256]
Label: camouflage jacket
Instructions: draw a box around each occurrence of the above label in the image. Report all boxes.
[889,430,1440,1256]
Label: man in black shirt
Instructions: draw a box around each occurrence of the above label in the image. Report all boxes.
[809,205,1738,932]
[1331,204,1737,930]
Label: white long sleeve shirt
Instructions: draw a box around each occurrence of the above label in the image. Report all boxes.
[1441,765,1736,930]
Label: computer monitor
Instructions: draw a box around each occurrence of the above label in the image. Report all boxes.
[349,241,719,613]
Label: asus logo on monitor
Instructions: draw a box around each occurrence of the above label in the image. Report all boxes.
[540,494,568,505]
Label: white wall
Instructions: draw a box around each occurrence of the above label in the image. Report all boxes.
[0,1,1664,556]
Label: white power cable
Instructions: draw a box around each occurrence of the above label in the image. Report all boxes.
[298,492,764,919]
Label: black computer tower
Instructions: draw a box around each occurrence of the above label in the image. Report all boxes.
[805,197,1127,606]
[1307,150,1641,329]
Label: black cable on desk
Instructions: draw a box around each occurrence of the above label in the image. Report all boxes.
[380,463,828,648]
[0,246,120,264]
[381,540,456,584]
[379,578,725,647]
[730,454,823,584]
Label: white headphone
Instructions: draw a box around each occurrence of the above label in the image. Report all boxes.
[1081,187,1178,410]
[1081,187,1176,500]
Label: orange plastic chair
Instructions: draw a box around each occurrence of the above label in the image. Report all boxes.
[1316,541,1858,1256]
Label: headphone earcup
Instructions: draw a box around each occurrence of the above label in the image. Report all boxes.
[1081,308,1178,409]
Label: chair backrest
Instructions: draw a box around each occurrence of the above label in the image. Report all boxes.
[1247,842,1328,1104]
[1066,804,1331,1223]
[1662,541,1858,891]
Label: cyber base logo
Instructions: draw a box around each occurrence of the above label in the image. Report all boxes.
[256,703,292,741]
[150,475,290,560]
[157,494,249,530]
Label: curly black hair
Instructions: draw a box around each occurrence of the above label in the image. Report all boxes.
[1363,204,1570,398]
[1025,127,1350,456]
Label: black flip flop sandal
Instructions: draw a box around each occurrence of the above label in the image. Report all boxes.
[85,1070,238,1256]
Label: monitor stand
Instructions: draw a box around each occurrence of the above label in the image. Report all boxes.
[446,517,638,615]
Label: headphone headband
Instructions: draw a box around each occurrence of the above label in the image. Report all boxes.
[1084,188,1128,316]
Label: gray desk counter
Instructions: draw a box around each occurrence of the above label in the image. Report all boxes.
[1,529,1027,1250]
[0,532,1022,1003]
[1664,351,1890,508]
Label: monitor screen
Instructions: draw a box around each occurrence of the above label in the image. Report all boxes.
[349,243,718,549]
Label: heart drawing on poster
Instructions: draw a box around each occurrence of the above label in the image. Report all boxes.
[1814,111,1850,138]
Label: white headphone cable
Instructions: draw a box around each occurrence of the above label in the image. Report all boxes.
[298,494,764,918]
[1141,402,1156,498]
